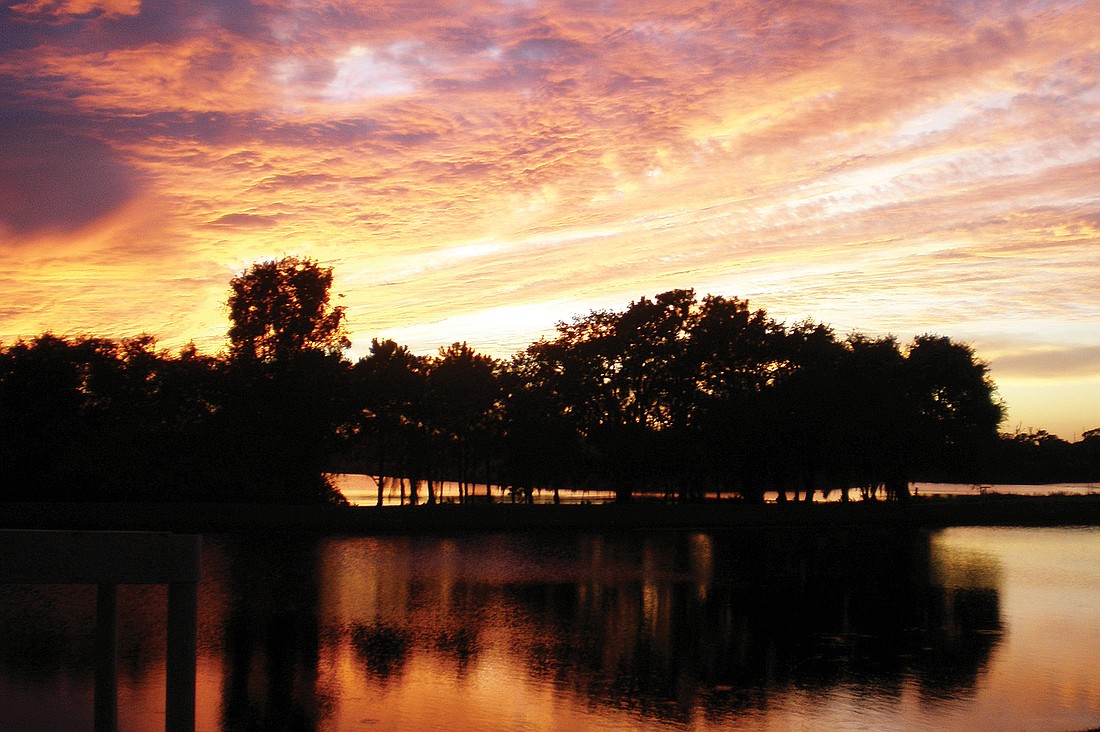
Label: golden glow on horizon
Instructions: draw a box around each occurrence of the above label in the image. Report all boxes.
[2,0,1100,436]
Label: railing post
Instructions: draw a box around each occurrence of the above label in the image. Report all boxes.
[94,583,118,732]
[166,580,198,732]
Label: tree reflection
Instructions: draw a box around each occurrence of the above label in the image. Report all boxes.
[218,536,331,732]
[494,529,1002,723]
[351,622,412,681]
[433,625,480,674]
[294,530,1000,725]
[0,528,1014,730]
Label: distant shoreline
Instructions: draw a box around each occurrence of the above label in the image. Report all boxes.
[2,494,1099,534]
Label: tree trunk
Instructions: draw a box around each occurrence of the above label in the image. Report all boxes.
[375,432,387,507]
[887,476,909,502]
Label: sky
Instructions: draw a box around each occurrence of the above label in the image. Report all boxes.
[1,0,1099,438]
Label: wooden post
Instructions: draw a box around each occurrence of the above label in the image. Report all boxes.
[94,583,118,732]
[166,581,198,732]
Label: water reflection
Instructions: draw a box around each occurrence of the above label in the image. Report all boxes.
[217,536,330,731]
[207,529,1005,730]
[3,527,1099,730]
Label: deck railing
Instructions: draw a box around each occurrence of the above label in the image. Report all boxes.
[0,530,201,732]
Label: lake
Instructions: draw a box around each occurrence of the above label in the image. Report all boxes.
[329,474,1100,505]
[2,525,1099,731]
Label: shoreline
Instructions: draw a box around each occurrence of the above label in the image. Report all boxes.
[2,494,1099,534]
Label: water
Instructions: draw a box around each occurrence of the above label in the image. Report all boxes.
[2,526,1099,731]
[330,474,618,505]
[911,482,1100,497]
[330,474,1100,505]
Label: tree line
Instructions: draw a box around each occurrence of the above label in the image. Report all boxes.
[1,256,1093,504]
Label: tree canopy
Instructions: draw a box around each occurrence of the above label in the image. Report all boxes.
[3,257,1090,506]
[227,256,349,363]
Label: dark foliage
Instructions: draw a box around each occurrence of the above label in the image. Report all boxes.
[964,427,1100,485]
[0,257,353,503]
[1,258,1089,504]
[227,256,349,364]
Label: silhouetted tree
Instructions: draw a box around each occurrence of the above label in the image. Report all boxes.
[227,256,349,364]
[521,310,625,499]
[903,335,1003,493]
[0,333,225,500]
[836,334,908,501]
[690,295,784,502]
[1,265,1033,506]
[350,339,426,505]
[499,352,582,503]
[0,334,98,499]
[537,291,714,501]
[979,426,1100,484]
[768,321,847,502]
[427,342,499,502]
[220,256,354,502]
[612,291,701,501]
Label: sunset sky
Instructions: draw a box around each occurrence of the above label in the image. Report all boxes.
[2,0,1099,437]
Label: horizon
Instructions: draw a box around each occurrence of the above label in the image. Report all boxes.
[2,0,1098,438]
